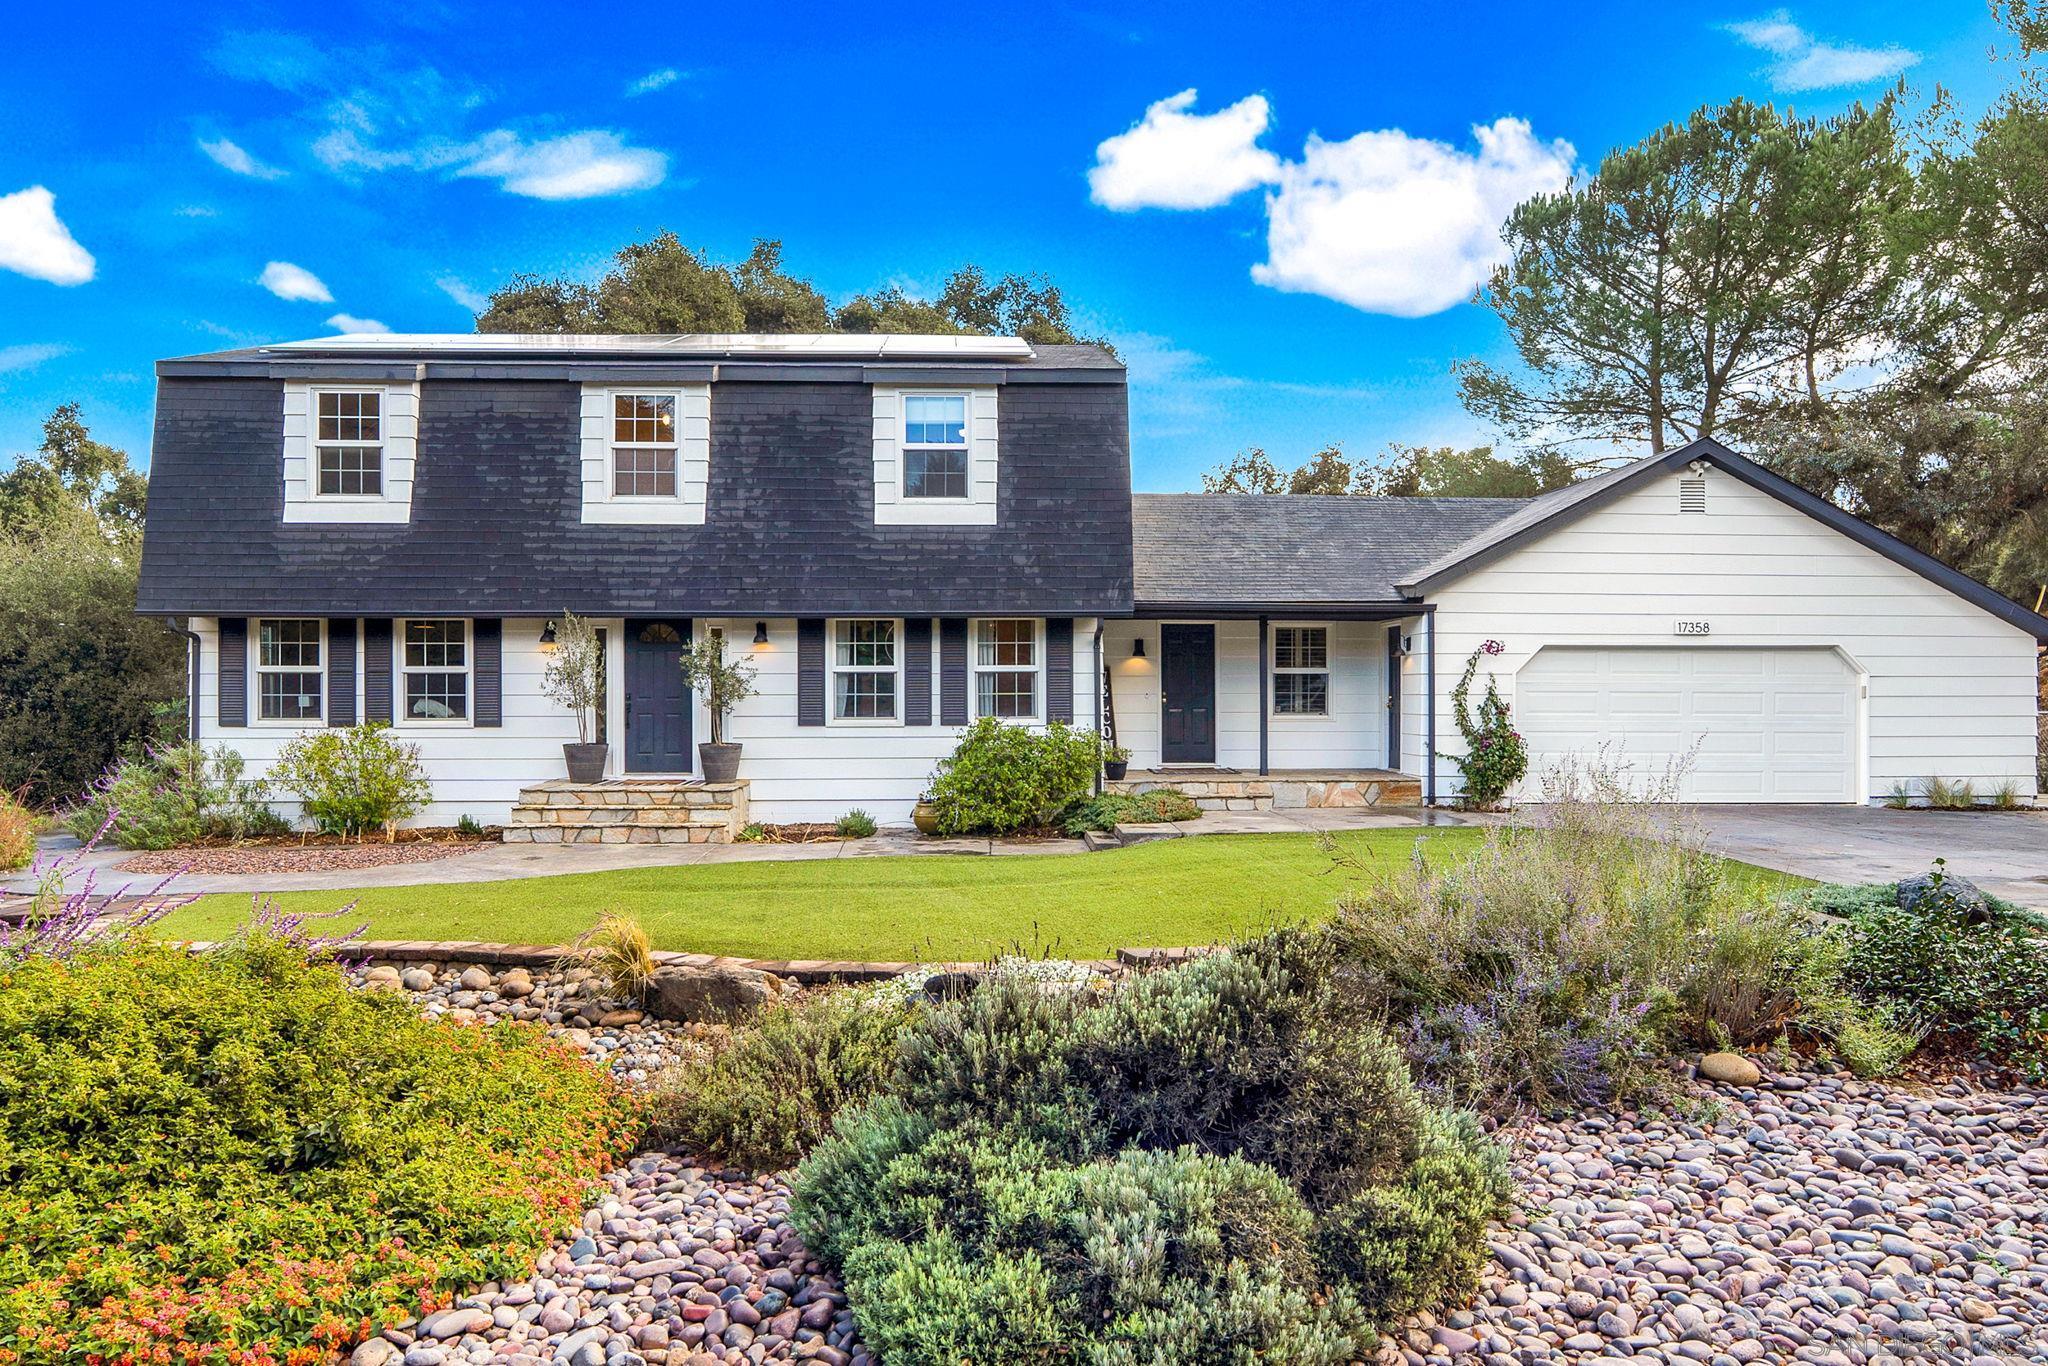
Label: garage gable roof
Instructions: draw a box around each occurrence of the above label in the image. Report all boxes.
[1396,438,2048,642]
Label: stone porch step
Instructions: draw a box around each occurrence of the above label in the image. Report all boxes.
[505,778,750,845]
[1107,770,1421,812]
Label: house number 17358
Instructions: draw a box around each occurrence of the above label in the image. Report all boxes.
[1673,620,1712,636]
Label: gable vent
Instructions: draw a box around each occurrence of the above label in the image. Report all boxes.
[1679,475,1707,514]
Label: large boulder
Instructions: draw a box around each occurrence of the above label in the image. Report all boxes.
[647,964,772,1022]
[1698,1051,1762,1086]
[1896,871,1994,924]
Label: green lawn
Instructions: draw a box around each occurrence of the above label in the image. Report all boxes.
[161,829,1483,962]
[159,827,1803,963]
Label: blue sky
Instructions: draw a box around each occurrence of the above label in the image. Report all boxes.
[0,1,2014,490]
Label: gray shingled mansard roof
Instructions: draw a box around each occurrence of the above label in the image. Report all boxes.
[1131,492,1528,612]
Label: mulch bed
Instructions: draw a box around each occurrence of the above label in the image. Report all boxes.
[114,830,498,876]
[737,822,854,844]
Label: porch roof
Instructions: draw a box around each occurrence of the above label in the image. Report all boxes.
[1130,493,1526,612]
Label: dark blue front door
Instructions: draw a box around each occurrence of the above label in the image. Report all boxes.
[1160,624,1215,763]
[625,619,692,772]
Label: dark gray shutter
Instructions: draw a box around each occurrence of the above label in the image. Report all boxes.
[327,618,357,727]
[1045,618,1074,724]
[797,618,826,726]
[363,618,394,724]
[473,619,502,727]
[904,618,933,725]
[939,618,968,725]
[217,617,248,728]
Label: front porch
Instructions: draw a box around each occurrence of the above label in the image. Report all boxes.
[1107,768,1421,811]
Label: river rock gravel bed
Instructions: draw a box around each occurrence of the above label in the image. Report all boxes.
[1387,1072,2048,1366]
[350,963,2047,1366]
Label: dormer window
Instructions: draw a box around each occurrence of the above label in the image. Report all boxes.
[316,390,383,497]
[282,381,417,525]
[578,384,710,525]
[902,394,969,499]
[612,393,679,498]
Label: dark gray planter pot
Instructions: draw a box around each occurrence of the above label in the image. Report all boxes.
[563,742,608,783]
[1104,760,1129,781]
[699,742,742,782]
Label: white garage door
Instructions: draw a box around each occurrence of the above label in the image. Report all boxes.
[1514,647,1858,803]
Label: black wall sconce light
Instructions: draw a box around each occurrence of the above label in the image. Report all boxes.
[539,620,558,646]
[753,621,770,646]
[1131,637,1147,659]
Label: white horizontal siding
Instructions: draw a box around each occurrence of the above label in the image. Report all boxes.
[1400,468,2039,803]
[1103,619,1391,771]
[195,616,1102,828]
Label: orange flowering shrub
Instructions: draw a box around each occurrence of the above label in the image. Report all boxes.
[0,934,641,1362]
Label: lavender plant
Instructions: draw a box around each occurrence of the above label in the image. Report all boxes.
[0,809,195,962]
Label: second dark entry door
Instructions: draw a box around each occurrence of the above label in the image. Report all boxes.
[624,619,692,773]
[1160,623,1216,764]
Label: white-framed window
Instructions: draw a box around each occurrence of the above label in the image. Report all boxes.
[830,618,902,723]
[900,393,970,499]
[610,392,681,498]
[400,618,470,722]
[314,389,384,497]
[973,618,1042,721]
[1271,625,1330,717]
[255,618,324,722]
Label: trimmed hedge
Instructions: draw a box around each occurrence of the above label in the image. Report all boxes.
[0,935,639,1361]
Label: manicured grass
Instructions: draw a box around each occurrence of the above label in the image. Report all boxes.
[159,828,1805,963]
[161,829,1478,961]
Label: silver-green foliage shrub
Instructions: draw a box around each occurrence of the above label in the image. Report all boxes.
[68,741,284,849]
[270,724,432,837]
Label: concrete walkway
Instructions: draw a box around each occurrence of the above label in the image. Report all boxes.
[4,804,1450,899]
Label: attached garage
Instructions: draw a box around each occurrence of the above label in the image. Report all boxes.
[1395,440,2048,806]
[1513,646,1859,803]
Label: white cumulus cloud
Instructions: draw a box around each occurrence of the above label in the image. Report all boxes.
[456,130,667,200]
[0,342,70,374]
[627,67,681,96]
[198,135,287,180]
[1252,118,1575,318]
[1089,89,1283,210]
[437,275,490,312]
[0,186,95,286]
[260,260,334,302]
[1725,11,1920,90]
[325,312,390,333]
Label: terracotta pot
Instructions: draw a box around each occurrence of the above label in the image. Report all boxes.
[1104,760,1129,781]
[912,801,941,835]
[699,742,742,782]
[563,742,608,783]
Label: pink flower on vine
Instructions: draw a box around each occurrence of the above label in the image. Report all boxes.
[1480,639,1505,656]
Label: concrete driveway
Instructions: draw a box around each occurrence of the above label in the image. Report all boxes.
[1688,805,2048,909]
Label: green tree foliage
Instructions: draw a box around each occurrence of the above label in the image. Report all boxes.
[1463,14,2048,604]
[1200,442,1575,498]
[1459,96,1913,458]
[0,408,183,807]
[475,234,1106,348]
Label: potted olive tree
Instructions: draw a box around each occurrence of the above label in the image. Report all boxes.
[681,630,758,782]
[541,611,608,782]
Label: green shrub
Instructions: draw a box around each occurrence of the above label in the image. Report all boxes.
[1445,643,1527,809]
[796,929,1512,1357]
[927,718,1100,834]
[836,808,879,838]
[1058,789,1201,835]
[0,933,638,1358]
[893,972,1103,1154]
[1314,1110,1515,1320]
[1839,889,2048,1075]
[455,813,487,838]
[1079,929,1425,1209]
[652,988,915,1170]
[0,790,33,871]
[67,740,283,849]
[270,724,432,838]
[841,1231,1071,1365]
